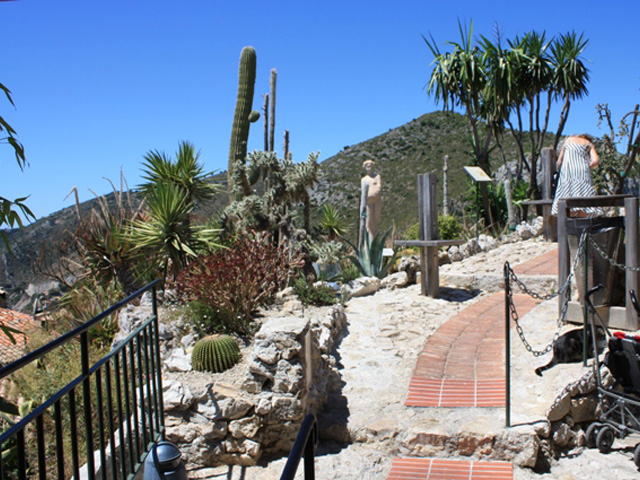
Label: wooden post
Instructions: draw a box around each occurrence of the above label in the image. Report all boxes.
[541,148,557,200]
[541,147,557,241]
[626,197,639,328]
[443,155,449,216]
[558,199,569,316]
[418,174,439,297]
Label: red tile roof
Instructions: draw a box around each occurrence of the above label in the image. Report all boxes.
[0,308,37,366]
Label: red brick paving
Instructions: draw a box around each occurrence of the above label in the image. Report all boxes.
[406,292,540,408]
[387,458,513,480]
[512,249,558,276]
[389,250,555,479]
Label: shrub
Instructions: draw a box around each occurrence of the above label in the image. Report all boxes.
[438,214,462,240]
[174,233,302,335]
[403,215,461,241]
[292,277,338,306]
[185,301,230,337]
[337,261,361,283]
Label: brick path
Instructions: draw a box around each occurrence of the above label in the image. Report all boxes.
[387,458,513,480]
[405,292,540,408]
[389,248,558,479]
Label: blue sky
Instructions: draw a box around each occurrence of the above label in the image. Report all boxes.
[2,0,639,221]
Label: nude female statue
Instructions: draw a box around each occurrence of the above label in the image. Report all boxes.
[359,159,382,246]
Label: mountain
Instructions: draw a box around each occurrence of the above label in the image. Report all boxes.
[0,111,521,310]
[311,110,520,238]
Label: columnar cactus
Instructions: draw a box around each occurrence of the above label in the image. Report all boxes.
[269,68,277,152]
[228,46,259,198]
[191,335,241,373]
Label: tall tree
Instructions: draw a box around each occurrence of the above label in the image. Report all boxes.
[424,20,496,227]
[425,23,590,210]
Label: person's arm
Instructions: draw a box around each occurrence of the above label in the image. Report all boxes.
[557,141,566,169]
[588,143,600,168]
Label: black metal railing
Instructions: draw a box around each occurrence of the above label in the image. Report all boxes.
[0,280,164,479]
[279,414,318,480]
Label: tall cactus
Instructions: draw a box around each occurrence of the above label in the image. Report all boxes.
[269,68,277,152]
[228,46,259,198]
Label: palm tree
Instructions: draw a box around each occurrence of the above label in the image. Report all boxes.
[424,20,495,227]
[550,32,590,149]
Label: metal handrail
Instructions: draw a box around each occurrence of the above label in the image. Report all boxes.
[0,279,164,479]
[279,414,318,480]
[0,279,161,380]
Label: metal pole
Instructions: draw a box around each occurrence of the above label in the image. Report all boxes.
[583,234,589,366]
[476,186,480,243]
[504,262,511,428]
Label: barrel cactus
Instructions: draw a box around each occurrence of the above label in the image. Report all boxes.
[191,335,241,373]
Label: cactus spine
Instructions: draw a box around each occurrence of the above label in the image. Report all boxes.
[228,46,259,198]
[191,335,241,373]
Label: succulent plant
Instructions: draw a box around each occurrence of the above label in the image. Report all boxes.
[228,46,259,198]
[191,335,241,373]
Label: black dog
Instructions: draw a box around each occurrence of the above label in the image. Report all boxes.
[535,327,605,376]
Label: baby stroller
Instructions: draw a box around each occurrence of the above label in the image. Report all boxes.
[584,285,640,468]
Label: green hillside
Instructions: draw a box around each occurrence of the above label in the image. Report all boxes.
[312,110,524,240]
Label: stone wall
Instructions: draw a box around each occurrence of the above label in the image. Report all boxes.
[162,303,347,469]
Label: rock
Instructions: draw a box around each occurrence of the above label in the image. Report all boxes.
[547,394,571,422]
[448,245,464,262]
[398,256,419,283]
[282,298,303,313]
[256,343,280,365]
[494,427,540,468]
[165,347,192,372]
[569,396,598,423]
[552,423,578,448]
[181,333,197,350]
[275,286,295,304]
[163,379,195,411]
[381,271,408,289]
[256,397,273,416]
[229,417,262,439]
[344,277,380,297]
[477,234,496,252]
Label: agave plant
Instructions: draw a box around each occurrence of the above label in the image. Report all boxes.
[345,227,397,279]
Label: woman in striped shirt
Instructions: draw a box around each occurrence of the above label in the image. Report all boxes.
[551,134,600,217]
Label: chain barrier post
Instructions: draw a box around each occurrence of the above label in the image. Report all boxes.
[582,234,589,366]
[504,261,511,428]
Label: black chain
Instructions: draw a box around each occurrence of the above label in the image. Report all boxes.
[588,235,640,272]
[505,233,586,357]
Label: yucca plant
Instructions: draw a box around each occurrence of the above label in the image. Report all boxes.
[345,227,397,279]
[319,204,348,240]
[128,183,221,279]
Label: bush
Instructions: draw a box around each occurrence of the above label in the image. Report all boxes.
[174,233,303,335]
[292,277,338,306]
[185,301,231,337]
[403,214,461,241]
[438,214,461,240]
[337,261,361,283]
